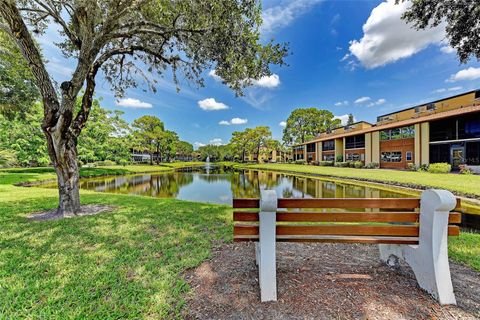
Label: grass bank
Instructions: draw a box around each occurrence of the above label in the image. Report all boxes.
[227,163,480,199]
[0,172,230,318]
[0,162,205,185]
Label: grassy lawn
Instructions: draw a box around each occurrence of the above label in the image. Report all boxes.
[230,163,480,198]
[0,178,230,318]
[0,162,205,185]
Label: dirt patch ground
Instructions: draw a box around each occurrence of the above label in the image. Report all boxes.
[183,242,480,319]
[28,204,116,221]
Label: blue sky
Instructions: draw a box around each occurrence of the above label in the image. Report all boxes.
[38,0,480,148]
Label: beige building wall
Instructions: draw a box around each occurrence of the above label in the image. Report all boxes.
[414,123,421,166]
[371,131,380,163]
[334,138,344,162]
[365,132,372,164]
[316,142,322,162]
[421,122,430,165]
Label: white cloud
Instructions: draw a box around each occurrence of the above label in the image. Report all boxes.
[447,67,480,82]
[230,117,248,125]
[116,98,153,109]
[334,114,356,126]
[334,100,349,106]
[209,138,223,146]
[194,142,206,148]
[433,86,463,93]
[252,74,281,88]
[279,121,287,127]
[367,98,386,107]
[208,69,222,81]
[348,0,446,68]
[354,96,371,104]
[440,46,455,54]
[261,0,323,34]
[198,98,229,111]
[219,118,248,125]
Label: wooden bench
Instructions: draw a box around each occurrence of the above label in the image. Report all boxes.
[233,189,461,304]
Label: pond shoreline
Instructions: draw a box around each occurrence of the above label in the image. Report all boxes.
[227,163,480,204]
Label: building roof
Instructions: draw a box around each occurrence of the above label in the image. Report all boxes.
[377,89,479,118]
[296,104,480,146]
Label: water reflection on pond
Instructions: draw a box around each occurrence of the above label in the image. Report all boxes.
[66,165,480,231]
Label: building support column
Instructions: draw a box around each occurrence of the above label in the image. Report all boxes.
[365,133,372,164]
[371,131,380,164]
[316,141,322,162]
[414,123,422,166]
[421,122,430,165]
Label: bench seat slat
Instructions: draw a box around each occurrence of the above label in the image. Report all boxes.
[233,211,461,224]
[277,198,420,209]
[234,224,460,237]
[233,235,420,244]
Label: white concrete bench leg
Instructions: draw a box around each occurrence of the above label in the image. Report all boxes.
[379,189,457,305]
[258,190,277,302]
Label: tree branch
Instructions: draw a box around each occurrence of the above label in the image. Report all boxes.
[0,0,60,131]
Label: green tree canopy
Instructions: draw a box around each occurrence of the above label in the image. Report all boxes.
[398,0,480,63]
[0,30,38,119]
[282,108,340,145]
[132,115,164,165]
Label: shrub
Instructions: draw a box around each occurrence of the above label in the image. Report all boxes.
[295,159,306,165]
[334,161,349,167]
[364,162,379,169]
[459,165,473,175]
[353,161,364,169]
[418,164,429,172]
[94,160,117,167]
[117,159,130,166]
[319,161,334,167]
[427,163,451,174]
[407,163,418,171]
[336,155,344,162]
[0,149,18,168]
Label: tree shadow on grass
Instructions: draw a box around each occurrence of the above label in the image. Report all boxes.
[0,193,231,318]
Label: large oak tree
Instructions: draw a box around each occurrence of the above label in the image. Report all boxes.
[0,0,286,217]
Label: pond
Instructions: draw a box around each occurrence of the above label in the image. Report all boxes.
[45,165,480,231]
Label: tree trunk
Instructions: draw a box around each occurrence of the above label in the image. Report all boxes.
[44,128,81,216]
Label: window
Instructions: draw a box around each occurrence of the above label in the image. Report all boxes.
[323,140,335,151]
[466,141,480,165]
[345,134,365,149]
[346,153,361,161]
[380,126,415,141]
[323,154,335,161]
[306,143,316,152]
[406,151,413,161]
[381,151,402,162]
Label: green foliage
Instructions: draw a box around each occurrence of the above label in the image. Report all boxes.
[336,155,344,162]
[295,159,306,165]
[334,161,349,167]
[0,30,39,119]
[77,99,132,165]
[197,144,233,162]
[364,162,379,169]
[0,102,49,166]
[0,149,17,167]
[347,113,355,126]
[407,163,419,171]
[353,161,364,169]
[427,163,451,174]
[282,108,340,145]
[319,161,334,166]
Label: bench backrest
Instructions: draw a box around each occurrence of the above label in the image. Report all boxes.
[233,197,461,244]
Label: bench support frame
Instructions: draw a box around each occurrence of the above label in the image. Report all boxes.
[257,190,277,302]
[379,189,457,305]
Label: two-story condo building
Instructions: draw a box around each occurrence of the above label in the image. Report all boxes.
[292,90,480,170]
